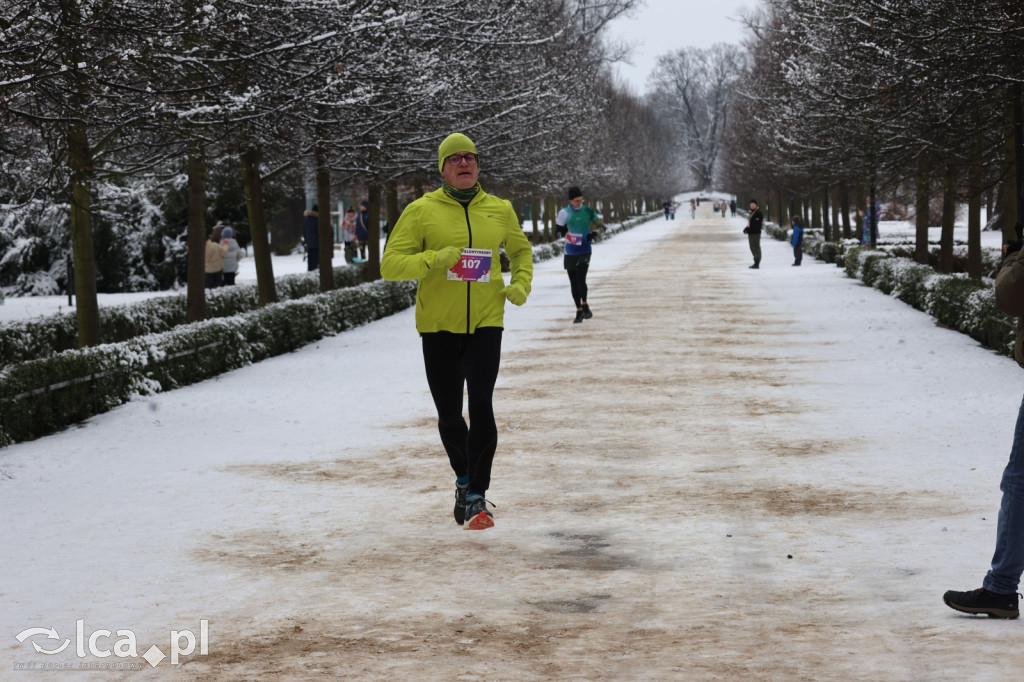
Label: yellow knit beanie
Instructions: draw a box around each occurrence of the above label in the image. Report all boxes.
[437,133,478,172]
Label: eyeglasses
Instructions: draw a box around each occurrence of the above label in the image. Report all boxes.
[446,153,478,166]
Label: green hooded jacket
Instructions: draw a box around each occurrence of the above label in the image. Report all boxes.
[381,186,533,334]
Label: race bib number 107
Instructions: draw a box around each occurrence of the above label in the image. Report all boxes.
[447,248,492,283]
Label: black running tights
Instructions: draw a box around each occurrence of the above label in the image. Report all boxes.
[421,328,503,496]
[567,262,590,308]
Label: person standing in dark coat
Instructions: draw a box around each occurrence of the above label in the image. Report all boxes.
[743,199,764,269]
[303,205,319,271]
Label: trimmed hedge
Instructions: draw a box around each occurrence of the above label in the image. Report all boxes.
[0,279,416,444]
[0,263,366,368]
[764,222,1015,357]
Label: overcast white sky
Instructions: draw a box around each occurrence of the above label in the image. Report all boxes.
[607,0,757,94]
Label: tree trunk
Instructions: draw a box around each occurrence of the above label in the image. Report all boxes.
[1014,82,1024,230]
[385,180,400,247]
[186,151,207,322]
[240,148,277,305]
[60,0,99,347]
[364,184,382,281]
[968,135,983,279]
[531,197,540,243]
[822,185,831,241]
[868,183,879,248]
[839,181,851,239]
[830,186,840,241]
[67,120,100,347]
[939,162,957,273]
[914,157,931,265]
[968,183,982,279]
[545,196,555,241]
[315,147,334,291]
[811,193,822,229]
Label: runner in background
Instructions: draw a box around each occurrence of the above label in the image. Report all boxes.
[556,186,605,324]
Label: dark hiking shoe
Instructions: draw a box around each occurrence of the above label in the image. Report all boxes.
[454,483,469,525]
[573,309,584,324]
[464,496,495,530]
[943,588,1020,619]
[749,263,759,269]
[582,304,593,319]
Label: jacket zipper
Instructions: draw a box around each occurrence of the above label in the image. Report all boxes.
[462,203,473,334]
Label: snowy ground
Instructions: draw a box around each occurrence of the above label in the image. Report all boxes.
[2,198,1023,680]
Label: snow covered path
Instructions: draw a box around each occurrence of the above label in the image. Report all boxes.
[3,203,1024,680]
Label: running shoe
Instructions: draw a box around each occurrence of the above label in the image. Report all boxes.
[454,483,469,525]
[464,496,495,530]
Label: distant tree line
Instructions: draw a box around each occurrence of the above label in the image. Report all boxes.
[721,0,1024,279]
[0,0,687,345]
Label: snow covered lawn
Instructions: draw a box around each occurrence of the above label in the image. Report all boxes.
[2,200,1022,680]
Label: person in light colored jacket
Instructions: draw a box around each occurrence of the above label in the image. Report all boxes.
[204,224,228,289]
[381,132,532,532]
[944,233,1024,619]
[221,226,243,285]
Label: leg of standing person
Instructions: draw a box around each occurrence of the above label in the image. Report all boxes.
[421,329,503,527]
[224,271,236,285]
[307,247,318,271]
[944,394,1024,618]
[748,233,761,268]
[986,397,1024,595]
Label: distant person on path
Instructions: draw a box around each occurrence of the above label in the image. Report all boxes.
[302,205,319,271]
[221,226,243,285]
[690,198,696,219]
[556,186,605,324]
[944,230,1024,619]
[341,206,358,263]
[730,199,737,217]
[720,200,728,218]
[743,199,764,269]
[663,199,671,220]
[858,208,871,246]
[380,132,533,531]
[204,224,228,288]
[355,200,371,261]
[790,216,804,266]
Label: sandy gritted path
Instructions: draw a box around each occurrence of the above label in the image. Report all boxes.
[12,205,1023,681]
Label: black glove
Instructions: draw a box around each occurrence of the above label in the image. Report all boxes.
[587,231,600,242]
[555,225,567,238]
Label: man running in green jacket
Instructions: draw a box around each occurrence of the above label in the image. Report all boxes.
[381,132,533,530]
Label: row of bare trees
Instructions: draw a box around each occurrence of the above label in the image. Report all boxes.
[720,0,1024,277]
[1,0,684,345]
